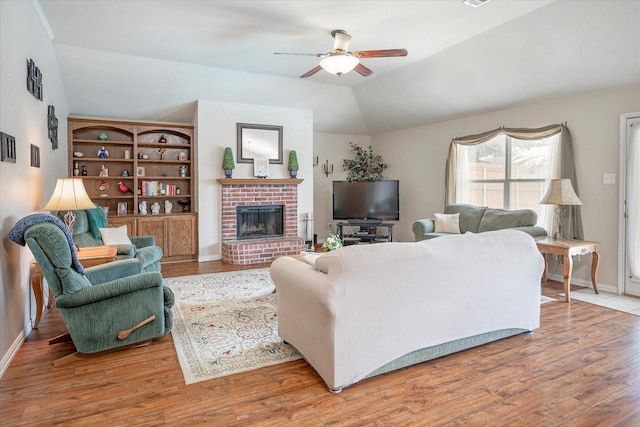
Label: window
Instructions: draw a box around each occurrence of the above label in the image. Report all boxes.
[456,133,558,223]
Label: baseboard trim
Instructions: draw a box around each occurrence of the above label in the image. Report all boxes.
[198,254,222,262]
[0,324,30,379]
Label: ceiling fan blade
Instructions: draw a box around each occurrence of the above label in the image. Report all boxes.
[354,63,373,77]
[332,30,352,52]
[352,49,408,58]
[274,52,324,57]
[300,65,323,78]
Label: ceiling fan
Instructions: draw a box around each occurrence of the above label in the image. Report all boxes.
[275,30,408,78]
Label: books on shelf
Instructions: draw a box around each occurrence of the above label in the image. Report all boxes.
[139,180,179,196]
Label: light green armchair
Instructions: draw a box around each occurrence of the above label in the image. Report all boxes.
[56,205,162,272]
[9,214,174,363]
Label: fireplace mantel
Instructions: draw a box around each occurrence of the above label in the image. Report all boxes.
[217,178,303,185]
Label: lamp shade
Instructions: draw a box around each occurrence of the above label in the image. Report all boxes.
[44,178,95,211]
[539,178,583,206]
[320,54,359,75]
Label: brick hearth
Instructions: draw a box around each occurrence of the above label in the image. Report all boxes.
[218,179,305,264]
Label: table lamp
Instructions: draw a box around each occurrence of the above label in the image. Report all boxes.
[539,178,583,240]
[44,178,95,232]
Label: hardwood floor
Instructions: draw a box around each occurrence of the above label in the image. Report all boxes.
[2,260,640,426]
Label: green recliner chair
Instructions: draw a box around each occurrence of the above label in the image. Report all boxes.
[9,214,174,363]
[56,205,162,272]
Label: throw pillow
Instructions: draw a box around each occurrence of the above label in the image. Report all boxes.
[85,203,108,240]
[434,213,461,234]
[99,225,132,245]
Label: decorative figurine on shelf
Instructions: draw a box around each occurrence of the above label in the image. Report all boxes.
[158,135,167,143]
[164,200,173,214]
[117,181,132,193]
[98,133,108,141]
[121,170,129,176]
[177,200,190,212]
[99,165,108,176]
[138,200,148,215]
[151,201,161,215]
[179,165,188,177]
[97,146,109,158]
[158,147,166,160]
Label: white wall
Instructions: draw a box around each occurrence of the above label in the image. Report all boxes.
[371,84,640,290]
[196,100,314,260]
[0,1,69,374]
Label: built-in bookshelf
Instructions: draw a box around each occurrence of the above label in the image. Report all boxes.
[67,117,197,262]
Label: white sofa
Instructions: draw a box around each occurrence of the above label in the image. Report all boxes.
[270,229,544,392]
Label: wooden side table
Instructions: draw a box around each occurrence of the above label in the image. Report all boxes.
[30,245,118,328]
[535,237,600,302]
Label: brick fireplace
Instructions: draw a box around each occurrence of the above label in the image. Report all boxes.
[218,178,305,264]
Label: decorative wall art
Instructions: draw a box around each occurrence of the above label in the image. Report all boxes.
[30,144,40,168]
[47,105,58,149]
[0,132,16,163]
[26,59,43,101]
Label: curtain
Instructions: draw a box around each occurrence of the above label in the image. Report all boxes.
[445,124,583,239]
[628,120,640,281]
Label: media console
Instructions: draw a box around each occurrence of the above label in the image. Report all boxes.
[336,222,394,245]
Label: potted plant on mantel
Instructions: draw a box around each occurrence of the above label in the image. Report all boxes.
[222,147,235,178]
[288,150,299,178]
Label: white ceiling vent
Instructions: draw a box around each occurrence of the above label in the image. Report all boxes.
[462,0,491,8]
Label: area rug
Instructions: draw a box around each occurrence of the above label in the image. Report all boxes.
[540,295,556,304]
[166,269,301,385]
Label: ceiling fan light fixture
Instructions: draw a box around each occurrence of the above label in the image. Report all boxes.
[320,55,359,76]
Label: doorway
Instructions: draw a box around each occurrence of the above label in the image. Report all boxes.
[620,113,640,297]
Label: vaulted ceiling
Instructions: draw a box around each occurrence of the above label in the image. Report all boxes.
[38,0,640,134]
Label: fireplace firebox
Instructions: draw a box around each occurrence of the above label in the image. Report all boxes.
[236,205,284,240]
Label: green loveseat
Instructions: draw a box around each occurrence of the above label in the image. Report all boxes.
[57,206,162,272]
[413,203,548,241]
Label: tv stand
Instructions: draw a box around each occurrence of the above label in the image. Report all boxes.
[336,222,394,245]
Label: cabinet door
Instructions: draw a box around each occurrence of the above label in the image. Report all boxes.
[167,215,196,257]
[108,216,136,236]
[137,217,166,253]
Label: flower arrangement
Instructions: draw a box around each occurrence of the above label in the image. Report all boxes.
[322,233,343,251]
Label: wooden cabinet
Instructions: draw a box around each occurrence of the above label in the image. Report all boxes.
[137,214,198,262]
[67,117,198,262]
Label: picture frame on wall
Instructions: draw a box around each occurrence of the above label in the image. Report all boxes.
[117,202,128,215]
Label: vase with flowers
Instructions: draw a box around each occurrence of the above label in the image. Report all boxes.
[322,233,343,251]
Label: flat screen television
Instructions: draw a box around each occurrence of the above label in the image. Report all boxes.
[333,180,400,222]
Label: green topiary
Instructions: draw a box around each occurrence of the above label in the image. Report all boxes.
[288,150,299,171]
[222,147,235,170]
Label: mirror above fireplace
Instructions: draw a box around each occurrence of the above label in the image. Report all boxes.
[237,123,283,164]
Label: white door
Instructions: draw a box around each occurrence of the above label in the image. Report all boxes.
[623,115,640,297]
